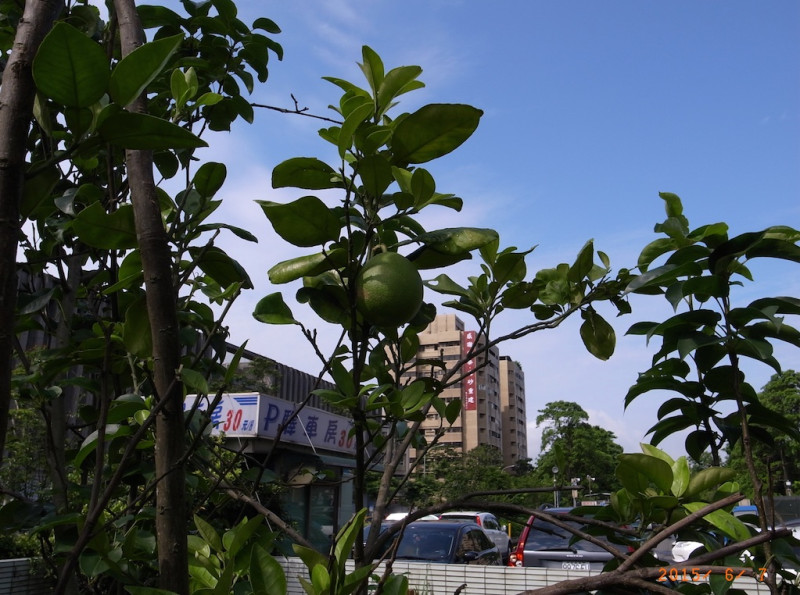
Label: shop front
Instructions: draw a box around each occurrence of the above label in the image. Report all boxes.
[186,392,357,551]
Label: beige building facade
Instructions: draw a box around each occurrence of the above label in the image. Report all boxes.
[405,314,527,469]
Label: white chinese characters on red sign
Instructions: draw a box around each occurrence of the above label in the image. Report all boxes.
[462,330,477,411]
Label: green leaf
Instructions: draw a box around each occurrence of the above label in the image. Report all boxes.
[110,34,183,107]
[253,293,296,325]
[123,297,152,358]
[445,399,462,425]
[377,65,424,115]
[311,564,331,594]
[268,250,346,284]
[625,262,703,294]
[337,96,374,157]
[188,246,253,289]
[409,227,499,269]
[425,274,471,298]
[258,196,341,247]
[579,309,616,360]
[33,22,109,107]
[359,45,385,97]
[292,544,327,578]
[223,516,263,557]
[683,503,751,542]
[617,453,673,494]
[74,425,131,468]
[249,543,285,595]
[253,17,281,33]
[99,112,207,150]
[107,394,148,424]
[334,509,367,569]
[568,240,595,282]
[671,456,691,497]
[17,286,56,316]
[193,162,227,200]
[72,203,138,250]
[358,154,394,198]
[194,515,223,553]
[272,157,342,190]
[181,368,208,394]
[391,104,483,165]
[21,164,60,219]
[683,467,736,499]
[104,251,144,294]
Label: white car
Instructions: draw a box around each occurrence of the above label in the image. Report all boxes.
[439,511,513,561]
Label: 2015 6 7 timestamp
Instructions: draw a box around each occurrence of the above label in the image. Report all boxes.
[657,567,767,582]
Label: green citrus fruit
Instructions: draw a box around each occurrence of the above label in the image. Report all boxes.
[355,252,423,328]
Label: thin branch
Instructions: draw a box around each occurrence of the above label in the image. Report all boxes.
[251,94,342,125]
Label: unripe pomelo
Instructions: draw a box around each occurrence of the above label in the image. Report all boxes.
[355,252,423,328]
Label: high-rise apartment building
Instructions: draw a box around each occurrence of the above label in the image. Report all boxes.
[404,314,527,469]
[500,356,528,466]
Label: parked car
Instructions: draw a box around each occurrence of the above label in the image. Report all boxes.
[509,508,626,570]
[439,511,513,561]
[389,520,502,565]
[671,504,760,563]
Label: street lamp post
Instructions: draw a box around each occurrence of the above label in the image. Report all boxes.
[570,477,581,507]
[552,466,559,507]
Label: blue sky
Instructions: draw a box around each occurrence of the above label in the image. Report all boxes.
[177,1,800,458]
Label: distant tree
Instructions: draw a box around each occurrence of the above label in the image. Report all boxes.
[727,370,800,496]
[534,400,622,494]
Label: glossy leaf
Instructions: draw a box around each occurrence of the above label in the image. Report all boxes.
[33,22,109,107]
[72,203,138,250]
[258,196,340,247]
[425,274,470,298]
[412,227,498,256]
[568,240,594,282]
[188,246,253,289]
[250,543,285,595]
[268,250,347,284]
[683,467,736,499]
[625,262,703,295]
[377,65,424,115]
[253,293,296,325]
[358,154,393,198]
[671,456,691,497]
[99,112,207,150]
[74,425,131,468]
[193,162,227,200]
[123,298,152,358]
[337,96,374,157]
[391,104,483,165]
[194,515,223,553]
[637,238,676,272]
[359,46,384,97]
[445,399,462,425]
[222,516,263,557]
[292,545,327,577]
[333,508,367,570]
[579,309,616,360]
[617,453,673,494]
[683,503,751,542]
[110,34,183,107]
[272,157,342,190]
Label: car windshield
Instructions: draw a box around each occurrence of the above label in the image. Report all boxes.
[395,528,457,561]
[527,519,614,553]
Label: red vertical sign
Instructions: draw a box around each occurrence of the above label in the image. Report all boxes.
[462,330,477,410]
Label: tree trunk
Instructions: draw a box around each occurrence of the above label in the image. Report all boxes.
[112,1,188,592]
[0,0,63,468]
